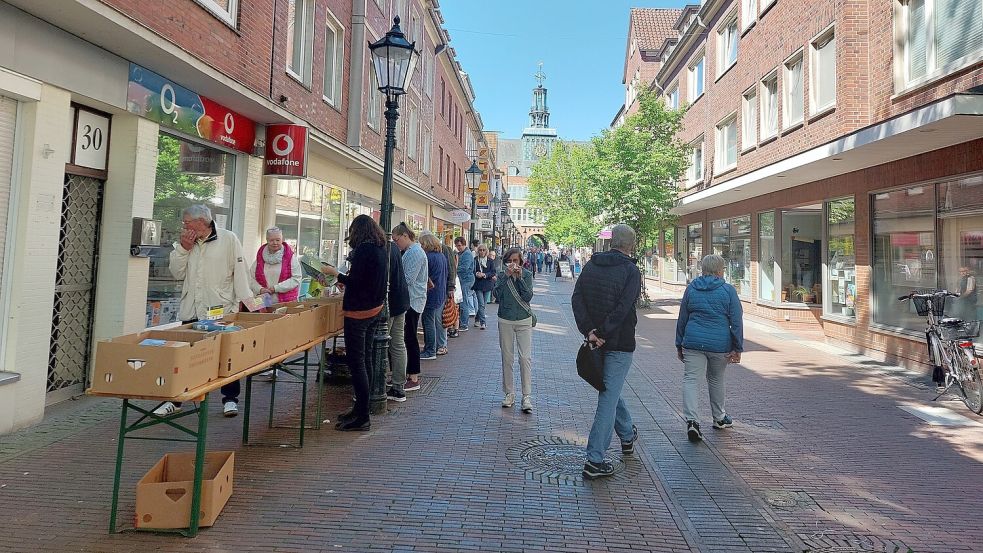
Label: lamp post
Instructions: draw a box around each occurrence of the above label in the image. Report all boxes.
[465,160,482,244]
[490,191,499,252]
[368,17,417,415]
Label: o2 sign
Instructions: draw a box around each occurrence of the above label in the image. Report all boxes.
[264,124,308,178]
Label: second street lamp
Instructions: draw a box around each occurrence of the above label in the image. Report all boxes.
[367,17,416,415]
[465,160,483,243]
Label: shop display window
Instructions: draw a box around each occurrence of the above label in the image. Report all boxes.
[758,211,777,302]
[826,198,856,318]
[146,133,235,327]
[781,208,822,303]
[712,216,751,299]
[872,185,936,331]
[687,223,703,282]
[938,175,983,333]
[662,227,686,283]
[275,179,344,267]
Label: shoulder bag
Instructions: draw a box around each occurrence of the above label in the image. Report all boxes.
[506,277,537,327]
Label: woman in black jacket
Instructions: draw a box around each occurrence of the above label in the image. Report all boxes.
[322,215,387,431]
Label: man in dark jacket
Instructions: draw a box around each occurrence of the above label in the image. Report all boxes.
[572,224,641,480]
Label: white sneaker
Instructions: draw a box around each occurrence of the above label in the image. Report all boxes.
[502,392,515,408]
[521,396,533,413]
[223,401,239,417]
[153,402,180,416]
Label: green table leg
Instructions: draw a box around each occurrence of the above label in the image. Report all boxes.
[185,394,209,538]
[299,350,309,447]
[315,340,325,430]
[243,375,252,445]
[268,364,277,429]
[109,399,129,533]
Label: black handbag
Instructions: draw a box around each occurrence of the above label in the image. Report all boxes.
[576,339,606,391]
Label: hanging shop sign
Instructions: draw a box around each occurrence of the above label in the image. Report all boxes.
[448,210,472,224]
[476,192,490,209]
[126,63,256,153]
[263,124,309,178]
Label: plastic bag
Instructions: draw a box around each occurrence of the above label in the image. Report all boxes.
[454,276,463,304]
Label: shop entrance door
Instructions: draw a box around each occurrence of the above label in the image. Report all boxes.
[46,174,104,404]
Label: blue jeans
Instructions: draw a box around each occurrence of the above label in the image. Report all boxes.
[475,290,491,324]
[586,351,635,463]
[458,279,474,328]
[421,305,440,357]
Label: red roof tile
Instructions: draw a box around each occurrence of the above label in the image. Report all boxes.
[630,7,683,51]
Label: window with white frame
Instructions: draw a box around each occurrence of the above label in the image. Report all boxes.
[742,88,757,148]
[368,68,382,130]
[760,0,777,14]
[667,83,679,109]
[760,71,779,139]
[810,27,836,113]
[902,0,983,86]
[194,0,239,26]
[687,138,704,187]
[741,0,756,31]
[407,105,419,160]
[424,52,434,97]
[286,0,315,85]
[783,52,804,127]
[421,126,432,173]
[323,13,345,107]
[688,53,705,101]
[715,114,738,171]
[717,16,739,75]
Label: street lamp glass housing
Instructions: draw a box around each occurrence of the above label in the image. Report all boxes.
[369,17,417,96]
[465,160,483,191]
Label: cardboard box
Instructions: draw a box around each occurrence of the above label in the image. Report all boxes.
[181,322,268,377]
[277,306,318,348]
[135,451,234,529]
[90,330,220,398]
[222,312,298,360]
[321,295,344,334]
[275,301,331,339]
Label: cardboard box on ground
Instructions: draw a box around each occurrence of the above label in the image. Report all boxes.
[135,451,234,529]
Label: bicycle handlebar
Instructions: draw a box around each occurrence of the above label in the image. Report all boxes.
[897,290,960,301]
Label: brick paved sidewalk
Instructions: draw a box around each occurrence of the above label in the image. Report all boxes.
[0,275,980,552]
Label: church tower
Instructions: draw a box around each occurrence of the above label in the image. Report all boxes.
[519,63,558,175]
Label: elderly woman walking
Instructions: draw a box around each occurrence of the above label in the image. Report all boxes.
[496,247,535,413]
[418,233,448,368]
[675,254,744,442]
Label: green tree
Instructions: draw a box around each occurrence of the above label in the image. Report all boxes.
[528,141,601,248]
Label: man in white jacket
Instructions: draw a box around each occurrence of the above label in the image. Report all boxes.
[154,204,253,418]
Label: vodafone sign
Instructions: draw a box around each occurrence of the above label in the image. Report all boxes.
[264,124,309,178]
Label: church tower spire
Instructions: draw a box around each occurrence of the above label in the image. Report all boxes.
[529,62,550,128]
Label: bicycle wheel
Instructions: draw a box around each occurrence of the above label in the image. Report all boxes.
[957,349,983,414]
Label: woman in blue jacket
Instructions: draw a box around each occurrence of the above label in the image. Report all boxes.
[675,254,744,442]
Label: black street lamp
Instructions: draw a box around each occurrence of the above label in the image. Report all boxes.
[367,17,416,414]
[465,160,483,243]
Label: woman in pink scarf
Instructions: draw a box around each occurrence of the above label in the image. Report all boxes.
[249,227,302,302]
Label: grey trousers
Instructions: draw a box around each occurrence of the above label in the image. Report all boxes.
[388,312,407,392]
[498,317,533,397]
[682,348,728,422]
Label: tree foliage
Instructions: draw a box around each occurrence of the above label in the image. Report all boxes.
[527,90,689,251]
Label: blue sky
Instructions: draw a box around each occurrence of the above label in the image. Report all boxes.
[439,0,683,142]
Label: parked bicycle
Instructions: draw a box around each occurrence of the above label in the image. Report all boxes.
[899,290,983,414]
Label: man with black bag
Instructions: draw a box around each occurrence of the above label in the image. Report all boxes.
[571,224,641,480]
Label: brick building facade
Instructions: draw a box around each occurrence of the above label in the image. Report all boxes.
[624,0,983,371]
[0,0,492,433]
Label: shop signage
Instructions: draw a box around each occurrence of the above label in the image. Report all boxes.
[476,192,490,209]
[448,210,471,224]
[263,124,309,178]
[126,63,256,154]
[71,108,111,171]
[477,219,493,231]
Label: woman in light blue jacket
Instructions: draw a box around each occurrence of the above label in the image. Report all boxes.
[675,254,744,442]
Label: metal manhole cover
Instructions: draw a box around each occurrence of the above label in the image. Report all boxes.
[760,488,815,509]
[506,436,631,486]
[802,534,912,552]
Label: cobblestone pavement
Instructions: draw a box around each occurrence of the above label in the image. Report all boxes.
[1,276,982,552]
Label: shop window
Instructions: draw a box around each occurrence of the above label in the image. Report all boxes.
[759,211,777,302]
[938,175,983,330]
[663,227,687,283]
[687,223,703,282]
[826,198,856,318]
[872,185,936,331]
[275,179,343,266]
[0,96,15,327]
[781,208,822,303]
[713,216,752,299]
[286,0,315,86]
[148,134,236,326]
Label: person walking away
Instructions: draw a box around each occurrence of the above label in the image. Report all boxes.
[473,244,496,329]
[248,226,302,381]
[545,251,554,274]
[155,204,253,418]
[571,224,641,480]
[537,249,544,273]
[496,248,535,413]
[391,223,427,400]
[526,249,537,278]
[455,236,475,332]
[675,254,744,442]
[321,215,387,431]
[384,230,410,403]
[442,234,459,340]
[418,234,448,373]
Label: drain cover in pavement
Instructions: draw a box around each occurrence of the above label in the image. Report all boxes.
[897,404,982,427]
[801,534,912,552]
[506,436,626,486]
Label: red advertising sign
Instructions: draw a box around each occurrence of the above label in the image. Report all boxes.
[198,97,256,153]
[264,124,309,178]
